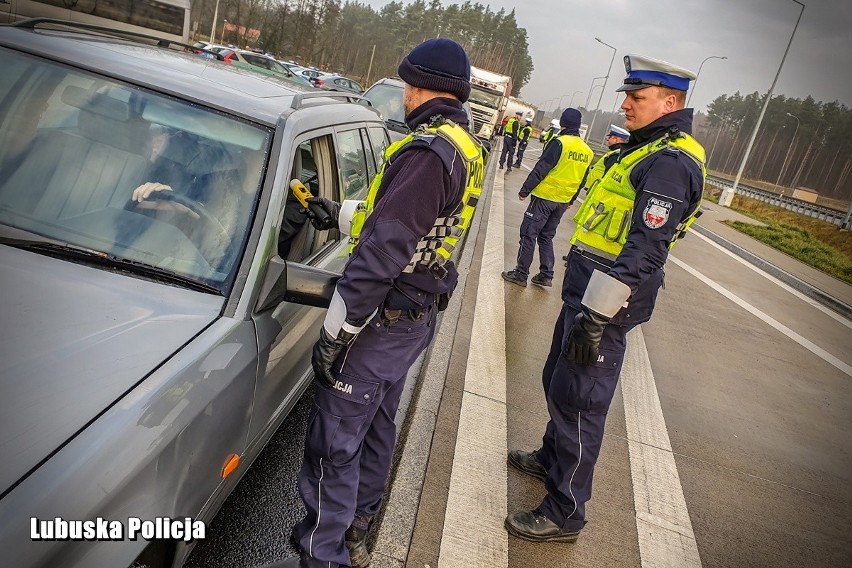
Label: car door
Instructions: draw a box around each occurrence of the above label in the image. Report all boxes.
[249,130,350,442]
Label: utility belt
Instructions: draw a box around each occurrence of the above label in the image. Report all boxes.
[383,286,450,318]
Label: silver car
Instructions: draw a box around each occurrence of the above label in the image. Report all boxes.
[0,19,390,568]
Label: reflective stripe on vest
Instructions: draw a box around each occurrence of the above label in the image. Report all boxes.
[570,132,706,259]
[347,120,485,278]
[531,134,594,203]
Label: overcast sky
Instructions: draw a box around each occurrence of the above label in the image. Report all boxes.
[359,0,852,115]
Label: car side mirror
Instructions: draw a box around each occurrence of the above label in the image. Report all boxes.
[256,256,341,312]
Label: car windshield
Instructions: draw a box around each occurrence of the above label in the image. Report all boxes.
[362,83,405,124]
[0,49,272,293]
[468,86,502,109]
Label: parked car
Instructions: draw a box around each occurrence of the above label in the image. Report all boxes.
[314,74,364,94]
[211,47,308,87]
[289,65,334,84]
[0,18,391,568]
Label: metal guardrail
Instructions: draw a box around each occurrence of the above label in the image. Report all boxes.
[706,175,847,227]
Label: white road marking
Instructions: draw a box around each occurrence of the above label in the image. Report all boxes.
[438,163,509,567]
[691,229,851,329]
[670,256,852,377]
[622,326,703,567]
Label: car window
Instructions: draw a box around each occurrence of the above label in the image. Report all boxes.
[351,81,363,92]
[0,48,271,293]
[359,129,377,179]
[335,79,347,89]
[336,128,371,201]
[242,53,271,70]
[278,135,339,262]
[362,82,405,124]
[367,126,391,172]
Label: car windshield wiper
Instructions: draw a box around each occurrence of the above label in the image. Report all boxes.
[0,236,222,294]
[385,118,408,129]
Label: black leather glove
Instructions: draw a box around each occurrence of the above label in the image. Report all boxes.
[564,306,610,366]
[311,326,356,388]
[303,196,341,231]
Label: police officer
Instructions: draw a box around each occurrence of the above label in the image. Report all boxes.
[501,108,593,288]
[499,110,524,172]
[504,54,706,542]
[513,113,534,168]
[284,38,484,568]
[540,118,560,145]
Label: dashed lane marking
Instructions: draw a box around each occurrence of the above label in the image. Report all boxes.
[622,326,703,567]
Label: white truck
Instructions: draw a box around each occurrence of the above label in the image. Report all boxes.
[468,65,512,141]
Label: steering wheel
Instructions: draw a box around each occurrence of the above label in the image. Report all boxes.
[142,191,232,263]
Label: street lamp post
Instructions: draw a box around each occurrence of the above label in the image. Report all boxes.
[220,19,227,45]
[588,37,617,146]
[569,90,584,107]
[209,0,220,43]
[774,112,800,194]
[584,76,606,109]
[720,0,805,207]
[686,55,727,108]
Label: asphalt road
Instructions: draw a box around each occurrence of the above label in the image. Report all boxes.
[184,387,313,567]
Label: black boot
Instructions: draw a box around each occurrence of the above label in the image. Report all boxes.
[501,269,527,287]
[530,273,553,288]
[507,449,547,481]
[345,525,371,568]
[504,509,582,543]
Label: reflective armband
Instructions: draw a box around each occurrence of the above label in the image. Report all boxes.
[581,269,631,318]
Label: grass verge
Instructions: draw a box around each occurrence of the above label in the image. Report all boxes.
[702,189,852,284]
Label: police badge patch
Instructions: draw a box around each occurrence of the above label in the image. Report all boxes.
[643,197,672,229]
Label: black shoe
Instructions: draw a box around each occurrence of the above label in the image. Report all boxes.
[507,449,547,482]
[507,167,512,172]
[499,164,504,170]
[504,509,581,543]
[562,253,570,261]
[530,273,553,288]
[345,526,371,568]
[501,270,527,287]
[514,162,521,168]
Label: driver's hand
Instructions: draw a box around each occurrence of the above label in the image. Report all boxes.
[132,182,172,202]
[132,182,198,218]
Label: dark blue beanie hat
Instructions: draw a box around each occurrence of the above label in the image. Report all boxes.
[398,38,471,103]
[560,108,582,130]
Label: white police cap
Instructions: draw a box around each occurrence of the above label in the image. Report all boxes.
[616,54,697,92]
[608,124,629,139]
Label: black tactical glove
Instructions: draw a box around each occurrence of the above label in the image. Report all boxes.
[564,306,610,366]
[311,326,356,388]
[303,196,341,231]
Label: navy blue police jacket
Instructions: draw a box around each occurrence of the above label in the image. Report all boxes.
[335,98,470,322]
[563,109,703,326]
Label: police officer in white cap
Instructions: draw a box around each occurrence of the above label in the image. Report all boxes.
[505,54,706,543]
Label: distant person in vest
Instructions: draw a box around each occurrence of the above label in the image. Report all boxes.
[501,107,593,288]
[504,54,706,544]
[283,38,484,568]
[499,110,524,172]
[513,113,534,168]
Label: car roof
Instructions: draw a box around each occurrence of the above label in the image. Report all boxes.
[368,77,405,90]
[0,23,377,127]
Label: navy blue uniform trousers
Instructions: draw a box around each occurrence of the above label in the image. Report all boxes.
[294,307,437,567]
[514,196,569,279]
[534,302,635,531]
[499,135,516,168]
[514,141,528,167]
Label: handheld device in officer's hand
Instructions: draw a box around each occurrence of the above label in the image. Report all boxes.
[290,179,331,228]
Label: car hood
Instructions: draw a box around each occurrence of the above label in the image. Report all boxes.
[0,246,224,496]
